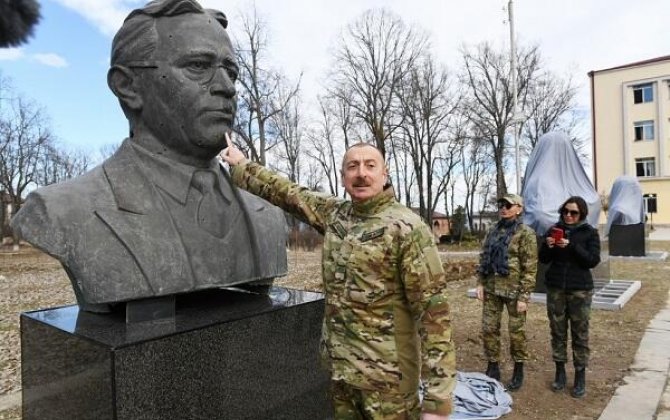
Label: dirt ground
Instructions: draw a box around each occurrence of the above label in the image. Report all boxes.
[1,243,669,420]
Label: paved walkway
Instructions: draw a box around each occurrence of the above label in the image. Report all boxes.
[599,228,670,419]
[649,227,670,241]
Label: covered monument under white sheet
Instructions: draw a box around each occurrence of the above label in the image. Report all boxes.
[605,175,644,235]
[606,175,646,256]
[521,131,601,236]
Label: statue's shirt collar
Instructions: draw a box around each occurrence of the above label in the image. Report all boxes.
[130,142,227,204]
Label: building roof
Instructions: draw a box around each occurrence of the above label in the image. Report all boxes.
[410,208,448,219]
[589,55,670,76]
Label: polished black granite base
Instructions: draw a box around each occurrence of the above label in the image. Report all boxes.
[609,223,645,256]
[21,287,332,420]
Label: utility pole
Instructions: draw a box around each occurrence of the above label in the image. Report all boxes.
[508,0,521,194]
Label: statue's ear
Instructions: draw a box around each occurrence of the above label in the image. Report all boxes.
[107,65,142,111]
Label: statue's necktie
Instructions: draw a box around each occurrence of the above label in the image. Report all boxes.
[192,170,226,238]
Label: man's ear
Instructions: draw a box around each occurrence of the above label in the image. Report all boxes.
[107,65,143,111]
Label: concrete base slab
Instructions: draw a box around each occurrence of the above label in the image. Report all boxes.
[607,251,668,261]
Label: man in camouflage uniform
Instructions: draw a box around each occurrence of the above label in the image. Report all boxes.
[221,136,455,419]
[476,194,537,391]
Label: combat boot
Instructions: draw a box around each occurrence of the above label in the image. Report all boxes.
[551,362,566,391]
[485,362,500,381]
[507,362,524,391]
[571,366,586,398]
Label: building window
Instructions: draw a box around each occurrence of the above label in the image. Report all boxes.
[643,193,658,213]
[636,158,656,177]
[633,83,653,103]
[634,120,654,141]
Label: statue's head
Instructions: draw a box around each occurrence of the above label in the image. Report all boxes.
[108,0,238,163]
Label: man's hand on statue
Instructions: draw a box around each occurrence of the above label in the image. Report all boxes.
[517,300,528,313]
[219,132,248,166]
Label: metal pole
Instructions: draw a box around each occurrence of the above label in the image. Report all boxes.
[509,0,521,194]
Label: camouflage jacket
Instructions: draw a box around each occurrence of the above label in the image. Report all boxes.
[477,221,538,302]
[231,162,455,416]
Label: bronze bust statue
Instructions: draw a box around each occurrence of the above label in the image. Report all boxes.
[11,0,287,312]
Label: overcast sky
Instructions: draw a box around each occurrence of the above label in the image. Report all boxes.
[1,0,669,158]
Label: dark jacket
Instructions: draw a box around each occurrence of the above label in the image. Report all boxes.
[538,222,601,290]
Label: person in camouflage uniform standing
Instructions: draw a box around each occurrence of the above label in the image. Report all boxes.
[539,196,600,398]
[221,135,455,420]
[476,194,537,391]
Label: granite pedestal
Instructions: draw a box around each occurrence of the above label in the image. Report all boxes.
[609,223,645,256]
[20,287,331,420]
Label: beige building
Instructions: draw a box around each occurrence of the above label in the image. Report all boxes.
[590,55,670,225]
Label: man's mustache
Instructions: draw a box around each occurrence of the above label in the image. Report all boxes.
[352,177,370,187]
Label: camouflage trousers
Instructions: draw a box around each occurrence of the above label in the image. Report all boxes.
[482,292,528,362]
[546,287,592,367]
[331,380,421,420]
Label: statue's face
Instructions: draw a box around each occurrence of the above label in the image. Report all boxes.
[139,13,238,160]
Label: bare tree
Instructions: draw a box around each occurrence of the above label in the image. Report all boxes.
[233,5,300,166]
[95,142,122,164]
[387,135,413,207]
[395,55,462,226]
[460,133,492,232]
[329,8,427,158]
[0,80,93,242]
[305,96,343,196]
[476,174,497,233]
[303,159,324,192]
[0,73,14,106]
[460,42,541,196]
[35,143,91,187]
[0,97,52,211]
[270,78,302,182]
[522,71,583,155]
[330,87,360,150]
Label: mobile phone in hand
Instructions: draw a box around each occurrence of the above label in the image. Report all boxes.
[550,227,564,242]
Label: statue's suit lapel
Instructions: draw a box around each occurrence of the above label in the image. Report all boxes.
[98,141,194,295]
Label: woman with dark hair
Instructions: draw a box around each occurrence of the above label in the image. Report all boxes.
[539,196,601,398]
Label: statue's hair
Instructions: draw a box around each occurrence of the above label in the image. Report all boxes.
[110,0,228,66]
[109,0,229,127]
